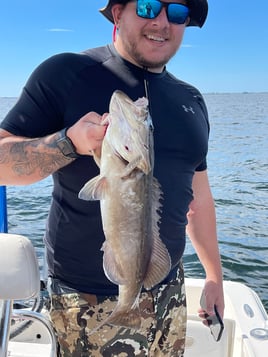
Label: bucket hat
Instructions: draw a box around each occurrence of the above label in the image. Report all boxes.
[100,0,208,28]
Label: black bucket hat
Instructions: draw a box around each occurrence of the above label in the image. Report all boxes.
[100,0,208,28]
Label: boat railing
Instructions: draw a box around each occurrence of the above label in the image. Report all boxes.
[0,186,10,357]
[0,186,7,234]
[0,301,12,357]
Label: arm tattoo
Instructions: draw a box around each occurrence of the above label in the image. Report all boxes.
[0,133,74,179]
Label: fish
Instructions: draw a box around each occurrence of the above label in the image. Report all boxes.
[79,90,171,330]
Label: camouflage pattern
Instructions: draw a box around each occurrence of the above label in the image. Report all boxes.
[48,261,186,357]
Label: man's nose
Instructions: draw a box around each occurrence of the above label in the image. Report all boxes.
[151,7,170,26]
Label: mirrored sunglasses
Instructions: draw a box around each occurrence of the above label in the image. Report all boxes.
[136,0,190,25]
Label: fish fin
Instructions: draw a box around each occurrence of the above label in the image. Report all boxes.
[102,242,127,285]
[89,301,141,334]
[121,155,142,178]
[152,176,163,213]
[143,177,171,290]
[143,234,171,290]
[78,176,107,201]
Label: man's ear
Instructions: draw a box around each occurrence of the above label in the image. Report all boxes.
[185,17,191,26]
[111,4,124,27]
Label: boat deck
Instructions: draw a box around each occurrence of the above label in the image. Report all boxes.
[5,278,268,357]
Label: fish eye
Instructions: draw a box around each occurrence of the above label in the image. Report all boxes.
[125,146,129,151]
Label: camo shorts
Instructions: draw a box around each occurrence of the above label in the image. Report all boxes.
[48,261,186,357]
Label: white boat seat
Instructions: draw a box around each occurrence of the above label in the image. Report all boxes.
[7,341,51,357]
[0,233,40,300]
[0,233,57,357]
[185,315,235,357]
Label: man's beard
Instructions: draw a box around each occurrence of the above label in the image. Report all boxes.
[123,38,175,70]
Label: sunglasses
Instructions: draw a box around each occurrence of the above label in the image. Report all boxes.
[136,0,190,25]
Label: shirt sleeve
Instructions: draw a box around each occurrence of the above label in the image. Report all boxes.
[0,53,79,138]
[196,91,209,172]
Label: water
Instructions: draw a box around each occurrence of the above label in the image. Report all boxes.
[1,93,268,311]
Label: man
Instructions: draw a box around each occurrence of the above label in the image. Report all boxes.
[0,0,224,356]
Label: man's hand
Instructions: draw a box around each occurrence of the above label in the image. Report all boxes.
[198,279,224,324]
[67,112,109,157]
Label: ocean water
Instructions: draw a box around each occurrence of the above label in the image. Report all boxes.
[0,93,268,311]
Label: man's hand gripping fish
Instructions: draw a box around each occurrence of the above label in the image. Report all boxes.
[79,90,171,330]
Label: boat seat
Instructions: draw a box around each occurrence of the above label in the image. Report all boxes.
[0,233,57,357]
[0,233,40,300]
[7,341,51,357]
[185,315,235,357]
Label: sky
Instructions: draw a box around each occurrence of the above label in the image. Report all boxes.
[1,0,268,96]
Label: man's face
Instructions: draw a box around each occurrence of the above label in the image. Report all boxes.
[113,0,189,72]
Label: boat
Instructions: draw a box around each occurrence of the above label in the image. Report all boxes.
[1,186,268,357]
[1,232,268,357]
[185,279,268,357]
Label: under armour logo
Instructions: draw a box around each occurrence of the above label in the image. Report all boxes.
[182,105,195,114]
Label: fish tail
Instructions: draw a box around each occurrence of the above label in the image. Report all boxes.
[106,305,141,329]
[89,305,141,335]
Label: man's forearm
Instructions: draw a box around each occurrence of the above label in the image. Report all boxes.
[187,171,225,318]
[0,130,74,185]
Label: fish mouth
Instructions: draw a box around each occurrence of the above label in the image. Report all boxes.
[115,151,151,176]
[115,151,127,164]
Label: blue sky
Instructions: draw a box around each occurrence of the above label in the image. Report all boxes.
[1,0,268,96]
